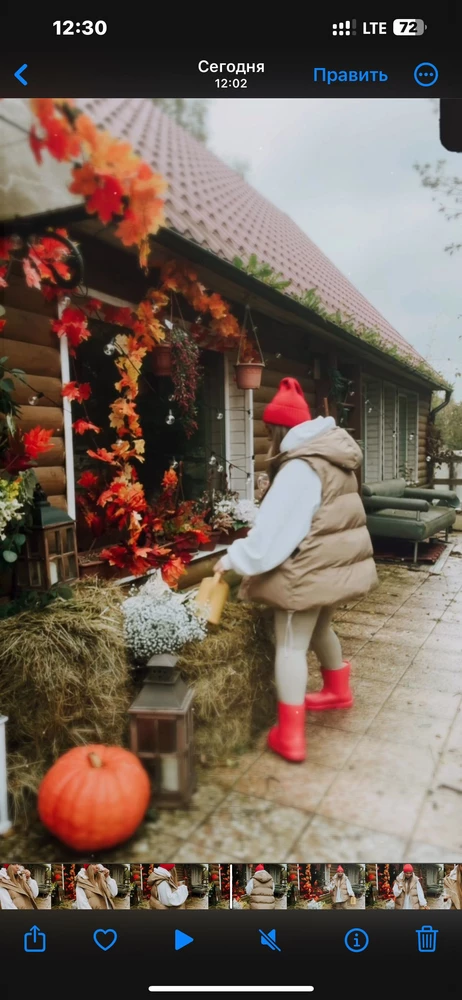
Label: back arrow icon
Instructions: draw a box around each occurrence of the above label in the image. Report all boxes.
[14,64,28,86]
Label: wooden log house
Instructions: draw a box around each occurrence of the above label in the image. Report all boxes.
[1,98,451,586]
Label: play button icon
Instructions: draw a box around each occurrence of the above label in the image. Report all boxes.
[175,929,194,951]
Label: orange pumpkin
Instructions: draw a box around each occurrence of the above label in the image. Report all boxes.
[38,744,151,852]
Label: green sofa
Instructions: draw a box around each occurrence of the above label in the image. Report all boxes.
[362,478,459,562]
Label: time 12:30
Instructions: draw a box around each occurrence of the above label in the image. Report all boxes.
[215,79,247,88]
[53,20,107,34]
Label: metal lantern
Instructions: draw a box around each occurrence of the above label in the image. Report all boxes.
[16,484,78,590]
[128,655,195,808]
[0,714,11,835]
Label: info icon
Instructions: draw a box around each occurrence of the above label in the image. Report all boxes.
[344,928,369,953]
[332,20,357,36]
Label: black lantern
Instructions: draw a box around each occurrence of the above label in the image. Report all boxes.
[128,655,195,809]
[16,484,79,590]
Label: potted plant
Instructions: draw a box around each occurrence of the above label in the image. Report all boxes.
[234,306,265,390]
[152,326,202,439]
[211,494,259,543]
[122,572,207,667]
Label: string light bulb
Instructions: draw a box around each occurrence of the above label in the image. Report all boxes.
[409,433,415,442]
[165,410,175,426]
[246,473,251,481]
[171,457,179,470]
[216,412,224,420]
[104,341,117,356]
[368,407,373,414]
[28,395,38,406]
[217,464,224,473]
[275,353,282,359]
[209,453,217,466]
[168,394,175,402]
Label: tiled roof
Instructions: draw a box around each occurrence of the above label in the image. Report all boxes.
[76,98,429,368]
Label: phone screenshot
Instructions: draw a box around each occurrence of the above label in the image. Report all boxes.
[0,11,461,997]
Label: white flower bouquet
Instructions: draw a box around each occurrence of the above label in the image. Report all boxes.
[0,477,25,541]
[306,899,323,910]
[122,572,207,661]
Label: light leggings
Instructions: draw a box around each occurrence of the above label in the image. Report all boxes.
[274,607,343,706]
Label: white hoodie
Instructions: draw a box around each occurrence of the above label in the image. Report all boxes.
[220,417,336,578]
[153,867,189,907]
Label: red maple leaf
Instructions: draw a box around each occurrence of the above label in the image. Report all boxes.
[162,556,187,588]
[22,257,42,289]
[0,319,5,333]
[62,381,92,403]
[86,175,125,224]
[29,125,45,164]
[87,447,117,464]
[72,419,101,435]
[78,470,100,489]
[0,266,8,288]
[23,426,54,460]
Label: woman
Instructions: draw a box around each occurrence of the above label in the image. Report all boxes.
[75,864,117,910]
[147,865,188,909]
[329,866,355,909]
[215,377,377,762]
[246,865,275,910]
[0,864,39,910]
[443,864,462,909]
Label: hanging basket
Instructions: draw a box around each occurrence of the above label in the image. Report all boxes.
[152,344,172,376]
[234,304,265,390]
[234,363,264,390]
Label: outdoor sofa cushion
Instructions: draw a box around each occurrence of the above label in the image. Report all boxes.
[362,479,458,543]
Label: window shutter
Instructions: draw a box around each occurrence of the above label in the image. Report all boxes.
[364,381,382,483]
[382,383,397,479]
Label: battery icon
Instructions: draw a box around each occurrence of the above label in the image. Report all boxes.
[393,19,426,34]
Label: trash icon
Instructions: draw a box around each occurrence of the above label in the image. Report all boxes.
[416,925,438,953]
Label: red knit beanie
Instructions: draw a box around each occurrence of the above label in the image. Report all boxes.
[255,864,265,872]
[159,864,175,870]
[337,866,344,873]
[263,377,311,428]
[403,864,413,873]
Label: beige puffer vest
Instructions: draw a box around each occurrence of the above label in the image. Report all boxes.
[243,428,378,612]
[248,871,276,910]
[331,875,350,904]
[394,875,421,909]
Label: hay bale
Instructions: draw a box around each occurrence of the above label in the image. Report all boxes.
[178,601,276,762]
[0,580,132,774]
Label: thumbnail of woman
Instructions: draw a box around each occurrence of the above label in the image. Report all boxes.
[75,863,117,910]
[0,864,39,909]
[443,864,462,909]
[246,865,276,910]
[147,865,189,909]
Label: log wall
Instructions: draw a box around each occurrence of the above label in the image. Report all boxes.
[0,274,67,509]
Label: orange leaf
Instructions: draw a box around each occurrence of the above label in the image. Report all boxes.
[87,448,117,465]
[70,162,98,197]
[78,471,100,488]
[86,174,125,224]
[62,381,92,402]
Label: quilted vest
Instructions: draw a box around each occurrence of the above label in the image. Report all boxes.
[248,872,276,910]
[394,875,421,909]
[244,428,378,611]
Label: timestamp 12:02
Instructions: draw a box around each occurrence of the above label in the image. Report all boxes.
[215,78,247,88]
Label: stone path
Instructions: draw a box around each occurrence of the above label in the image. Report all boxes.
[119,547,462,861]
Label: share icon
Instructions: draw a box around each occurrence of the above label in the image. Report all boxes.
[259,928,281,951]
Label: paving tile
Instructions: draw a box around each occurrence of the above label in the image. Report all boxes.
[315,768,428,839]
[292,816,406,859]
[411,789,462,853]
[308,679,393,735]
[371,625,429,646]
[429,621,462,639]
[371,705,452,753]
[346,734,437,785]
[421,634,462,654]
[334,621,379,641]
[409,649,462,673]
[176,792,310,858]
[141,784,227,841]
[338,611,390,629]
[399,661,462,696]
[353,653,409,686]
[381,686,460,722]
[208,751,264,790]
[400,597,451,613]
[305,725,361,769]
[392,605,445,622]
[439,608,462,623]
[358,599,409,616]
[446,707,462,750]
[404,841,456,862]
[433,747,462,795]
[120,834,184,860]
[234,753,337,812]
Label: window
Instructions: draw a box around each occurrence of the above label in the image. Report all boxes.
[364,380,420,484]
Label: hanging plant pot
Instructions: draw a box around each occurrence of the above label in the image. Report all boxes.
[152,344,172,376]
[234,363,264,390]
[199,530,221,552]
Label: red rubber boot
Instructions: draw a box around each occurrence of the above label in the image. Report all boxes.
[267,703,306,762]
[305,661,353,711]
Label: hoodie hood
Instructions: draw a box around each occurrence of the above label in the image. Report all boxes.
[281,416,363,471]
[253,870,272,884]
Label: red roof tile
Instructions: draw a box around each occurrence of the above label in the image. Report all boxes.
[77,98,430,368]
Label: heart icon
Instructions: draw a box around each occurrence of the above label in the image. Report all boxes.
[93,928,118,951]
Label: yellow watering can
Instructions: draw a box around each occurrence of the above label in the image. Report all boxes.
[195,572,229,625]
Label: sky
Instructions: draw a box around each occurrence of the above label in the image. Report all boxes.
[207,98,462,399]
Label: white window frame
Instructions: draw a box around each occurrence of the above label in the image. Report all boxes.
[381,381,397,480]
[397,392,408,477]
[364,380,383,482]
[406,390,419,483]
